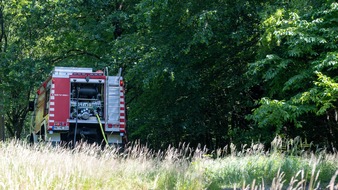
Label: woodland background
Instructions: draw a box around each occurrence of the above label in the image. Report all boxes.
[0,0,338,151]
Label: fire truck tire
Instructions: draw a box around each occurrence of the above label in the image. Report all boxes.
[40,124,46,142]
[29,133,34,144]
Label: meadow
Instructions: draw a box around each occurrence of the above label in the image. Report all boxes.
[0,137,337,190]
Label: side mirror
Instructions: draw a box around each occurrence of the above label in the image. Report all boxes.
[28,101,34,111]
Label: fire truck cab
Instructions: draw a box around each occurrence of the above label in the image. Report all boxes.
[29,67,126,146]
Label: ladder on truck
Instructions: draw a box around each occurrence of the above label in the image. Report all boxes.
[105,68,125,136]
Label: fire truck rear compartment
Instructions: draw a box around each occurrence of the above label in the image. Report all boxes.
[70,82,104,121]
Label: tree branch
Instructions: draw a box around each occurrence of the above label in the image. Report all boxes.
[51,49,101,63]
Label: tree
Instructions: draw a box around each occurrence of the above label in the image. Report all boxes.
[0,0,135,138]
[0,0,49,138]
[0,0,6,140]
[113,0,265,149]
[247,1,338,149]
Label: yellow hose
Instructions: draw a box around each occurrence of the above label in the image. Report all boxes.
[96,114,109,146]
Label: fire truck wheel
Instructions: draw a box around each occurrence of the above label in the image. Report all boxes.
[40,125,46,142]
[29,133,34,144]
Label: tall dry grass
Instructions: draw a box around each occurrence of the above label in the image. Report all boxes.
[0,137,337,190]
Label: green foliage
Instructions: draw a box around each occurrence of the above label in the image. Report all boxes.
[298,72,338,115]
[0,0,54,138]
[248,98,304,132]
[1,0,338,150]
[248,2,338,147]
[0,0,136,138]
[120,0,264,148]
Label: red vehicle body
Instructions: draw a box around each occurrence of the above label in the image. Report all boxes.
[30,67,127,145]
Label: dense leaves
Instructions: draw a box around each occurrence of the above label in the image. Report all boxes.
[0,0,50,138]
[118,0,264,149]
[248,1,338,149]
[0,0,337,150]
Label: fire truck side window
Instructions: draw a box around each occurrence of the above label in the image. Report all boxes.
[44,88,50,116]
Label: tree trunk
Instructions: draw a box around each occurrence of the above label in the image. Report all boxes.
[0,2,7,141]
[326,110,338,152]
[0,103,4,141]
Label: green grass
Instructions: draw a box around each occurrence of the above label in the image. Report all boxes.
[0,138,337,190]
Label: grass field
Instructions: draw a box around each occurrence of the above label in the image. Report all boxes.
[0,137,337,190]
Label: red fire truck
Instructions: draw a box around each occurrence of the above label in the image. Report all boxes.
[29,67,127,146]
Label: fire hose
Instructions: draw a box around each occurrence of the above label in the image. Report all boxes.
[95,113,109,146]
